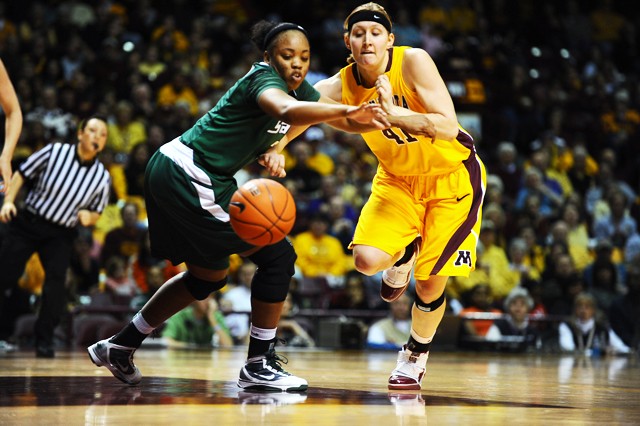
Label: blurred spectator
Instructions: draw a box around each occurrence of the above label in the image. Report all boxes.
[567,144,598,199]
[277,291,315,348]
[592,188,637,257]
[528,139,573,198]
[558,292,630,355]
[511,192,552,241]
[162,294,233,349]
[514,166,563,219]
[486,287,540,352]
[100,202,145,268]
[102,256,138,300]
[483,201,508,248]
[326,195,357,254]
[328,270,372,310]
[156,69,198,117]
[285,141,323,202]
[129,82,156,125]
[541,251,583,316]
[138,44,166,82]
[608,264,640,353]
[151,15,189,54]
[477,220,511,301]
[491,141,523,206]
[505,237,541,287]
[67,230,100,297]
[131,229,183,295]
[106,100,147,158]
[130,264,165,312]
[367,293,412,350]
[123,142,150,199]
[585,160,636,220]
[518,225,547,277]
[459,283,502,340]
[24,85,76,140]
[561,202,592,272]
[583,238,626,311]
[220,261,256,345]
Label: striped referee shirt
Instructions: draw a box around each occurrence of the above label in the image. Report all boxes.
[18,142,111,228]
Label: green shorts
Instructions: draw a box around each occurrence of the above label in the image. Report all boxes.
[144,150,253,270]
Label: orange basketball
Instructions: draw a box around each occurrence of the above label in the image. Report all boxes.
[228,178,296,246]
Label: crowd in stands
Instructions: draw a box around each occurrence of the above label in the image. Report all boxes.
[0,0,639,355]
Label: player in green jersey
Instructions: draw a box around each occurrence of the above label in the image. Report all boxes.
[88,20,387,392]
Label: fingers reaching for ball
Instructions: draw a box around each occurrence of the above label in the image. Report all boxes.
[258,152,286,178]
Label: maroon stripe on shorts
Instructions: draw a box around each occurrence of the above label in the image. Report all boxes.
[430,139,484,275]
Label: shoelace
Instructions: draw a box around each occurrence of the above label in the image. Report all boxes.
[264,349,290,373]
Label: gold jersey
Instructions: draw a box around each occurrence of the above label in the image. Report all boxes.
[340,46,474,176]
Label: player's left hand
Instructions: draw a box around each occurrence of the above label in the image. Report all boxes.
[258,149,286,178]
[346,103,389,129]
[375,75,394,112]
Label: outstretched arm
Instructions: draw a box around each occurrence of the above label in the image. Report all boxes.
[0,60,23,193]
[257,87,386,128]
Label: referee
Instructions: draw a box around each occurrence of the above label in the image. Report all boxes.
[0,116,111,358]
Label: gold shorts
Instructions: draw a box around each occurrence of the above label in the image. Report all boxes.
[352,156,486,279]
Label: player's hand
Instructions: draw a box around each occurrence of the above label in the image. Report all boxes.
[375,75,394,112]
[258,149,286,178]
[346,103,389,128]
[390,114,437,139]
[0,155,12,194]
[0,202,16,223]
[77,209,95,227]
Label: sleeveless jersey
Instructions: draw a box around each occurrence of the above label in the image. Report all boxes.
[180,62,320,178]
[340,46,474,176]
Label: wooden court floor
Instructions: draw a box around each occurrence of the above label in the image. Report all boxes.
[1,347,639,425]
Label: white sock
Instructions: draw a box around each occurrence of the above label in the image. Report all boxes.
[410,328,434,345]
[132,312,155,335]
[249,324,277,341]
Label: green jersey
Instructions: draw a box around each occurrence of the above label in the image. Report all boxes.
[180,62,320,177]
[145,62,320,268]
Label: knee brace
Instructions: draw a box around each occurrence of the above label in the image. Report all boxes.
[414,290,446,313]
[248,239,297,303]
[184,271,227,300]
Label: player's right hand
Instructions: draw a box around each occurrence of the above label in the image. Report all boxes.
[258,149,286,178]
[0,202,17,223]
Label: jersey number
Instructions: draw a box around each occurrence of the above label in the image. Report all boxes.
[382,128,418,145]
[267,121,291,135]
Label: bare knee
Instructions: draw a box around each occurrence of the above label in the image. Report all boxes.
[353,255,378,276]
[352,245,393,276]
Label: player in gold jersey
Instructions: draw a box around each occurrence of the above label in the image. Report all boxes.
[314,2,487,390]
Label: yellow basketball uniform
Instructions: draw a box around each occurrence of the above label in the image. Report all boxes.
[341,46,486,279]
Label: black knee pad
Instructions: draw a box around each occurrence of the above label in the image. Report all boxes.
[248,238,297,303]
[415,290,446,313]
[184,271,227,300]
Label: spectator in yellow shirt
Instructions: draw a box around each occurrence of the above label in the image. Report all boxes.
[478,220,512,303]
[156,71,199,117]
[106,100,147,158]
[291,213,350,278]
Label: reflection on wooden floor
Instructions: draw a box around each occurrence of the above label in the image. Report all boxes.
[1,347,639,425]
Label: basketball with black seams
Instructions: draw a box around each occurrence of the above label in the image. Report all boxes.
[229,178,296,246]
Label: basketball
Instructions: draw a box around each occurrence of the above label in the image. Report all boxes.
[228,178,296,246]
